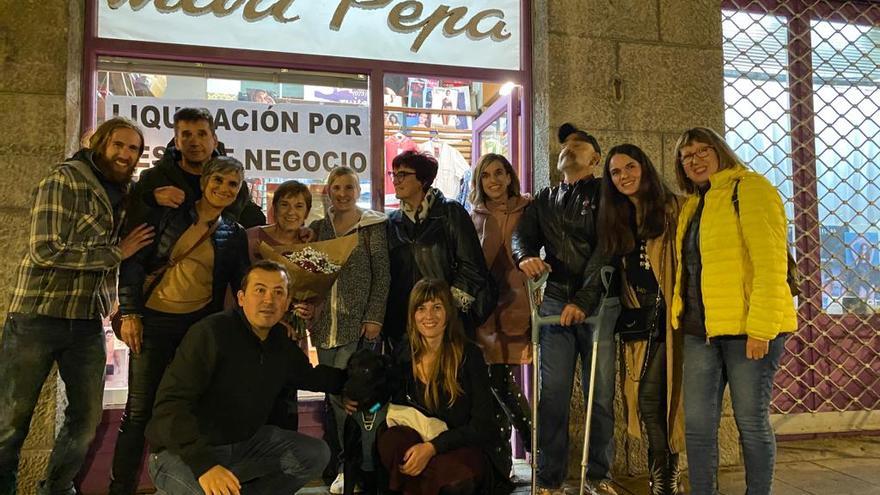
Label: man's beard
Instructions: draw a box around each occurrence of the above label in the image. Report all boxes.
[95,153,136,184]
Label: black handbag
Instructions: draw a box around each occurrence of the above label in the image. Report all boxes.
[615,291,664,342]
[617,224,671,381]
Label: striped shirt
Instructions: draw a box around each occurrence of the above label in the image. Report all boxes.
[8,154,125,320]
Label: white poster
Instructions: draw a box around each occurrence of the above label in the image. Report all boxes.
[98,0,521,71]
[106,96,370,180]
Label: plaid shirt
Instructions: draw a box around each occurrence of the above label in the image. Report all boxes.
[8,153,125,320]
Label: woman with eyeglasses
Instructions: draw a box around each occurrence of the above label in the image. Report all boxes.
[671,128,795,495]
[384,151,496,349]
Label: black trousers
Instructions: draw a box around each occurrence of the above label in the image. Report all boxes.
[109,307,211,495]
[488,364,532,451]
[638,341,670,458]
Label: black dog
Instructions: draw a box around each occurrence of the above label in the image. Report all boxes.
[342,348,395,495]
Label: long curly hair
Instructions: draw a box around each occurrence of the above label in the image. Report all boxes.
[406,278,465,411]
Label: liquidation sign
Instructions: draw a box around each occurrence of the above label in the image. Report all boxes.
[107,96,370,180]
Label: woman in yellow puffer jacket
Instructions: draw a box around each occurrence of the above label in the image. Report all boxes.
[670,127,796,495]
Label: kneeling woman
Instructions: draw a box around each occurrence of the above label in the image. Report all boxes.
[378,278,511,495]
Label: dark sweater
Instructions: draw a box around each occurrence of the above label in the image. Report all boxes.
[392,342,511,487]
[680,189,708,337]
[145,309,345,477]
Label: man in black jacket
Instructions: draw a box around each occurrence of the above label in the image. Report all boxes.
[511,124,620,495]
[145,260,345,495]
[127,107,259,227]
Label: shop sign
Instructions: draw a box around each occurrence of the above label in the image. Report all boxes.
[98,0,521,71]
[107,96,370,180]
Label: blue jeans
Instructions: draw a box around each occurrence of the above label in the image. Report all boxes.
[536,296,620,488]
[148,425,331,495]
[683,334,787,495]
[0,313,106,495]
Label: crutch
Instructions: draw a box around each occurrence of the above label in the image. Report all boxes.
[578,266,616,495]
[526,271,560,495]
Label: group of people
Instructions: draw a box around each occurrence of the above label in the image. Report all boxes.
[0,108,795,495]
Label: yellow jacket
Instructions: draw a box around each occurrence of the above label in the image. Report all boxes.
[671,166,797,340]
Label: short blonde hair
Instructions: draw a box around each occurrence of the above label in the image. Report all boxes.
[326,166,361,189]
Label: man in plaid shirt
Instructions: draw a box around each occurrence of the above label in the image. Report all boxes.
[0,117,155,495]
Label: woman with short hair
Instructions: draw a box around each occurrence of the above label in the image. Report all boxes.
[384,151,495,347]
[110,157,250,495]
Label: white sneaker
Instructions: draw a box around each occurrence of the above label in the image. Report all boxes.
[329,472,364,494]
[329,472,345,494]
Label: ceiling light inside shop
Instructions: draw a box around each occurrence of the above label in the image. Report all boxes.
[500,81,517,96]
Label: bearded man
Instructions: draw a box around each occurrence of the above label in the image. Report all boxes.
[0,117,154,495]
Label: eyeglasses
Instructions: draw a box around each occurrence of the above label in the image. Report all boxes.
[680,146,714,166]
[387,171,417,182]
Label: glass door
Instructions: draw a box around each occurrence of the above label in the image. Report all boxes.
[471,86,521,175]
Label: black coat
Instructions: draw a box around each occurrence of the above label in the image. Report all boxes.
[384,190,496,343]
[511,176,611,311]
[127,139,253,228]
[391,342,513,495]
[145,309,346,477]
[118,205,248,316]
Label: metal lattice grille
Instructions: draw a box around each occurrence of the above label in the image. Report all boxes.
[722,1,880,415]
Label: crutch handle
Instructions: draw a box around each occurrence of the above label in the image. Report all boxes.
[583,266,616,343]
[527,272,561,340]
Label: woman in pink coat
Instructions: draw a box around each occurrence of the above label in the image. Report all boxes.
[469,153,532,453]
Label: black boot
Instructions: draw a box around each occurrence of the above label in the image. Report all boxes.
[648,450,679,495]
[669,453,683,495]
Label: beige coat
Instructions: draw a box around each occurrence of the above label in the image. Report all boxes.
[620,197,686,454]
[471,195,532,364]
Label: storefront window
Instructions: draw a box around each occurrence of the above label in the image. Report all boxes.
[382,75,521,210]
[96,59,370,405]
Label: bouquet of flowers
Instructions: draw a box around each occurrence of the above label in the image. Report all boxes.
[258,234,359,337]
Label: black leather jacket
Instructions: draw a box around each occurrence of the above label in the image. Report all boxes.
[384,190,495,343]
[118,206,248,316]
[511,177,606,311]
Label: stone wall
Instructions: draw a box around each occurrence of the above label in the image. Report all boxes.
[0,0,83,492]
[531,0,736,479]
[0,0,733,490]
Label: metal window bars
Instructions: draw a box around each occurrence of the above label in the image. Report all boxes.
[721,0,879,415]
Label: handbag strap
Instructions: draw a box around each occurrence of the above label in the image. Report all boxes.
[143,219,221,298]
[629,217,669,382]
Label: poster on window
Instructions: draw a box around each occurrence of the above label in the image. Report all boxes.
[842,231,879,311]
[106,96,370,180]
[429,87,471,129]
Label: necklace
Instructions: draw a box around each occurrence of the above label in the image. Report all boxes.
[639,240,651,270]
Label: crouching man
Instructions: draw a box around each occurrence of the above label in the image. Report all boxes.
[144,260,344,495]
